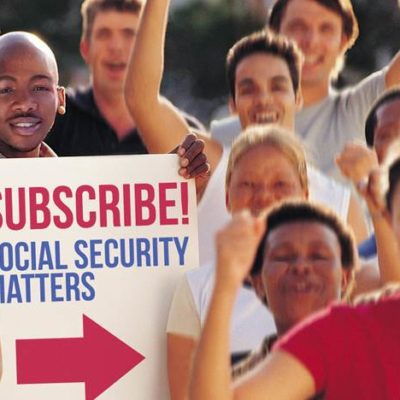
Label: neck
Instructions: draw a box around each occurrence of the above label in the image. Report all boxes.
[301,80,330,107]
[92,84,125,109]
[275,320,295,337]
[92,86,136,140]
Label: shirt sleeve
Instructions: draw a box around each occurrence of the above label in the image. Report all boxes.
[274,306,343,394]
[166,274,201,339]
[338,68,387,141]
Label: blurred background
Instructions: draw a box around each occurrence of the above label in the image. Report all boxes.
[0,0,399,125]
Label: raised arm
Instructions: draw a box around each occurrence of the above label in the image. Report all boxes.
[337,143,400,286]
[385,51,400,88]
[189,211,265,400]
[189,211,316,400]
[125,0,222,171]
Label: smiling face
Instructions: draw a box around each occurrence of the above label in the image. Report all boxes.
[279,0,347,87]
[230,53,299,130]
[80,10,140,95]
[262,221,347,334]
[0,38,64,157]
[226,144,306,216]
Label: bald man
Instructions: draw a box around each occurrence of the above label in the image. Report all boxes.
[0,32,66,158]
[0,31,208,182]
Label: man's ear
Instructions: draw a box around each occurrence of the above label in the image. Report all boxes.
[295,89,303,112]
[57,86,66,115]
[80,39,90,64]
[340,33,350,54]
[225,190,231,213]
[229,97,238,115]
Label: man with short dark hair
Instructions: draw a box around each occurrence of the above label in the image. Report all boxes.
[126,0,367,267]
[336,88,400,293]
[212,0,400,179]
[45,0,204,156]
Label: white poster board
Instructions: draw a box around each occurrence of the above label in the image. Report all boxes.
[0,154,199,400]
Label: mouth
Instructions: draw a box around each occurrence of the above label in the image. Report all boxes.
[286,281,319,294]
[252,110,280,124]
[303,55,323,70]
[104,61,126,73]
[9,118,42,136]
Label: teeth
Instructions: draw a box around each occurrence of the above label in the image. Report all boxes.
[291,282,314,293]
[254,111,278,124]
[304,55,320,65]
[108,63,125,68]
[14,122,36,128]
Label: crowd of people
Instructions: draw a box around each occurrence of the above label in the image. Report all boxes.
[1,0,400,398]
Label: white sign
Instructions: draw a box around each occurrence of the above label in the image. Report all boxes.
[0,154,199,400]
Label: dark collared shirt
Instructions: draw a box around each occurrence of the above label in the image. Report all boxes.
[46,87,148,156]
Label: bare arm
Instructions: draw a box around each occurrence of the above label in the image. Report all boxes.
[189,211,265,400]
[234,350,315,400]
[189,211,317,400]
[125,0,222,172]
[346,192,368,244]
[385,51,400,88]
[337,143,400,287]
[167,333,197,400]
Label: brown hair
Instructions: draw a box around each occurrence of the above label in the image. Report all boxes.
[269,0,359,50]
[226,29,303,101]
[81,0,142,41]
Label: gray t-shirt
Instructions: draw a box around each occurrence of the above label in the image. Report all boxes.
[296,69,386,179]
[211,69,386,179]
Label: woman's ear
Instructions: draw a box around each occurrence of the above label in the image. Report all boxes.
[249,274,268,305]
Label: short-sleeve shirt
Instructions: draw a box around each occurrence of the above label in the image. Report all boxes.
[277,293,400,399]
[210,69,387,179]
[296,69,386,179]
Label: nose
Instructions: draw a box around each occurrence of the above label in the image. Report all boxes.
[251,185,277,213]
[254,89,273,106]
[289,257,311,275]
[301,28,319,50]
[12,89,37,113]
[108,33,124,53]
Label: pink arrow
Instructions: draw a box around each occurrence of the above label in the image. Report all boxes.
[16,314,145,399]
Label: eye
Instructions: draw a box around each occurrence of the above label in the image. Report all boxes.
[271,82,288,93]
[309,251,333,267]
[238,85,255,96]
[95,28,111,40]
[310,252,329,260]
[274,180,288,188]
[239,180,255,189]
[286,20,308,35]
[33,86,50,92]
[320,23,335,35]
[122,28,136,39]
[270,253,296,266]
[0,87,14,95]
[272,180,293,193]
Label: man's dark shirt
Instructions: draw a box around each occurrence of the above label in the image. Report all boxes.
[46,87,148,156]
[46,87,205,156]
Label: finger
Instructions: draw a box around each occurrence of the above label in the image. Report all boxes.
[191,163,210,178]
[185,152,208,175]
[181,139,205,164]
[177,133,197,156]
